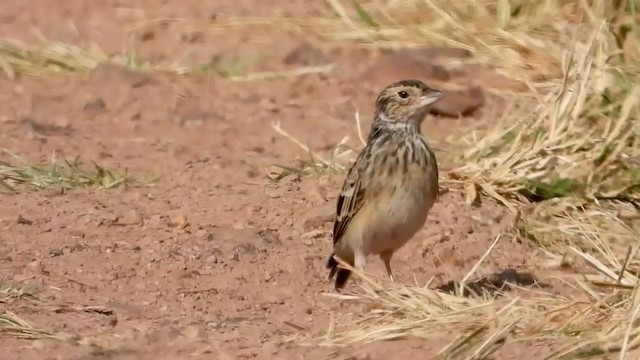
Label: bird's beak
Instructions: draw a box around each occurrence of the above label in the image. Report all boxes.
[419,91,443,107]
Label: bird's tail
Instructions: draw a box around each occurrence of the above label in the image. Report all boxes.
[326,253,352,290]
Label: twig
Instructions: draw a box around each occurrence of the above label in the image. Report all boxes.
[176,287,218,295]
[617,246,634,285]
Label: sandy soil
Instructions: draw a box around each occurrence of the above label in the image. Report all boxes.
[1,1,563,359]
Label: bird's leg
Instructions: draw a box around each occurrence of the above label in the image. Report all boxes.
[354,250,367,272]
[380,250,394,282]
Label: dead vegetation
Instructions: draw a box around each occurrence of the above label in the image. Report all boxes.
[0,311,60,341]
[0,282,113,345]
[0,150,134,193]
[0,35,334,80]
[265,0,640,358]
[0,284,62,342]
[0,283,39,303]
[0,36,163,78]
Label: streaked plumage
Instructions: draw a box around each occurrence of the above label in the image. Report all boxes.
[326,79,442,290]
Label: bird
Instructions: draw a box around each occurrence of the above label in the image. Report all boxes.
[326,79,443,290]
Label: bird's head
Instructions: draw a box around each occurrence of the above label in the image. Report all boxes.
[374,79,442,125]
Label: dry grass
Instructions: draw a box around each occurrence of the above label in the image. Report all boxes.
[269,111,451,183]
[0,150,135,193]
[0,311,65,341]
[0,282,114,346]
[0,35,334,80]
[130,1,636,91]
[0,283,39,304]
[268,2,638,198]
[0,283,55,341]
[268,113,366,180]
[319,0,637,90]
[0,36,164,78]
[314,1,640,210]
[311,207,640,358]
[316,253,640,359]
[259,0,640,358]
[451,30,639,212]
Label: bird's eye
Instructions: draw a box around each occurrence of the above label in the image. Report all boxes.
[397,90,409,99]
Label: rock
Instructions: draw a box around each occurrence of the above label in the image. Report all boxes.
[42,186,66,198]
[180,31,205,43]
[430,87,485,117]
[302,229,327,239]
[104,300,144,318]
[50,248,64,257]
[89,63,151,88]
[231,243,257,259]
[100,214,119,226]
[140,30,155,42]
[360,52,451,85]
[167,214,189,228]
[69,230,85,238]
[258,229,281,245]
[283,41,330,66]
[299,178,329,204]
[264,186,286,199]
[147,214,163,228]
[360,47,489,117]
[181,324,206,342]
[451,64,525,91]
[82,98,106,112]
[395,47,473,60]
[296,204,334,232]
[115,209,144,226]
[17,215,33,225]
[21,117,71,136]
[27,260,42,270]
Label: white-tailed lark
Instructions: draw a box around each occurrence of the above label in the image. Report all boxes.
[326,79,443,290]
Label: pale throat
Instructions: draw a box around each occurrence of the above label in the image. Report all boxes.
[375,110,426,133]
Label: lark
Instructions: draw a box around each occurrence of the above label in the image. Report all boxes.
[326,79,443,290]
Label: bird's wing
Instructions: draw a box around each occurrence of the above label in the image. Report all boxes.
[332,159,368,246]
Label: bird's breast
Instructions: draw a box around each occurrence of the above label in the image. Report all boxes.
[363,161,437,255]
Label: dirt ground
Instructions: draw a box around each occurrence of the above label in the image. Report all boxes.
[1,1,566,359]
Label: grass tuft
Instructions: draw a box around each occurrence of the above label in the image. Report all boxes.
[0,36,334,80]
[0,150,135,193]
[312,219,640,358]
[451,32,640,210]
[0,283,39,303]
[0,311,63,340]
[268,112,366,180]
[0,36,153,78]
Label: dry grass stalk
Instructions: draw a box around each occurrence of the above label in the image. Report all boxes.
[270,111,451,185]
[0,311,64,341]
[313,223,640,358]
[0,150,134,193]
[0,37,147,78]
[522,201,640,281]
[0,283,39,303]
[320,0,638,90]
[135,1,638,92]
[451,25,638,210]
[0,36,334,80]
[268,112,366,180]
